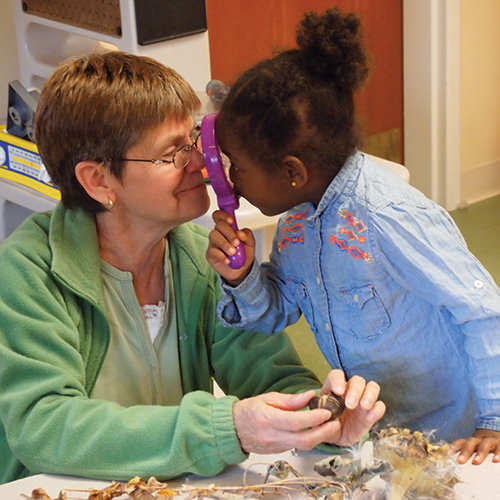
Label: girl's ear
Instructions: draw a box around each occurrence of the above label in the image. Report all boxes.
[282,155,308,188]
[75,161,115,206]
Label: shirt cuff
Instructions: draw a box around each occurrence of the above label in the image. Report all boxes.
[217,262,264,327]
[212,396,249,465]
[476,415,500,433]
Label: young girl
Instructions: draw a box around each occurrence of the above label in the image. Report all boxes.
[206,8,500,464]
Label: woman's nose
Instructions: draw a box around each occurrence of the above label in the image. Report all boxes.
[185,148,205,172]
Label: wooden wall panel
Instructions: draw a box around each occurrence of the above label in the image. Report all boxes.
[206,0,402,154]
[22,0,122,37]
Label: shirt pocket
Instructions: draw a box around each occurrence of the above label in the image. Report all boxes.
[338,283,390,340]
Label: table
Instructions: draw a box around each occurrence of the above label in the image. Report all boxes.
[0,448,496,499]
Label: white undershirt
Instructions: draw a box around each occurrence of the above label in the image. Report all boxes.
[142,301,166,342]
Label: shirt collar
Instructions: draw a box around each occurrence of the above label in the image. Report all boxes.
[301,152,364,221]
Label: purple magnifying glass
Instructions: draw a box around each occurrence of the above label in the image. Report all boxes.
[200,113,246,269]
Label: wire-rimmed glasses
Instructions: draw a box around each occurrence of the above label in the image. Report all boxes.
[117,133,200,170]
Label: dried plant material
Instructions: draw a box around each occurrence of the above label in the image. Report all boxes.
[314,454,358,478]
[87,481,124,499]
[25,477,179,500]
[372,427,461,500]
[313,442,392,497]
[125,477,179,499]
[23,427,462,500]
[27,488,59,500]
[313,428,461,499]
[24,471,349,500]
[262,459,302,482]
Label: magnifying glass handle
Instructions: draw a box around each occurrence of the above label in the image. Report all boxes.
[201,113,246,269]
[225,208,246,269]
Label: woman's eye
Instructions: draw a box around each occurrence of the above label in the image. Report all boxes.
[160,151,175,161]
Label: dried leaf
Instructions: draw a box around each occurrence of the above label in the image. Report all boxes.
[124,476,178,499]
[30,488,53,500]
[314,455,354,479]
[87,481,125,500]
[263,459,302,483]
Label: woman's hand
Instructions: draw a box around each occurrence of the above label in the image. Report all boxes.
[319,369,386,447]
[451,429,500,464]
[233,390,336,454]
[206,209,255,286]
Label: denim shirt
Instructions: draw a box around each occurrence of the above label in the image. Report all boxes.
[218,152,500,442]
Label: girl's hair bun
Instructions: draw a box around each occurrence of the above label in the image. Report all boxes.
[296,8,369,90]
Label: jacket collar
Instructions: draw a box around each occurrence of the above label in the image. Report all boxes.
[48,204,210,308]
[49,204,105,307]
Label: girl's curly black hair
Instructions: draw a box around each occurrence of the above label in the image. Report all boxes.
[217,8,369,176]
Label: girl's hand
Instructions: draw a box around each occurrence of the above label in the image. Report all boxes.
[206,209,255,286]
[451,429,500,464]
[319,369,386,447]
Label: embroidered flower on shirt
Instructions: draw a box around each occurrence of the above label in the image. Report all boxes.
[331,209,372,262]
[279,209,309,251]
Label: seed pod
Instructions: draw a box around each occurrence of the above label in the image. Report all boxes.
[308,393,345,421]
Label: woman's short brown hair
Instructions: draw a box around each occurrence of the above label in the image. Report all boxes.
[35,51,201,212]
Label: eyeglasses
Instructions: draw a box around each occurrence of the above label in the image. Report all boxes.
[118,134,200,170]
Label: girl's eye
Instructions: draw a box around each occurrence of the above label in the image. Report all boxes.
[220,152,234,173]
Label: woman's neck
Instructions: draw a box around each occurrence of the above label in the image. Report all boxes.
[96,213,167,306]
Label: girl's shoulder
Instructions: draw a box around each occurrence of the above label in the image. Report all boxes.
[355,155,434,212]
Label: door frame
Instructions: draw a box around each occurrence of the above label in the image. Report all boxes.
[403,0,460,210]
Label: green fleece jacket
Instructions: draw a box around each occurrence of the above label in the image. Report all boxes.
[0,204,320,484]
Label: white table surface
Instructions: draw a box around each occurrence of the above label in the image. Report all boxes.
[0,448,496,499]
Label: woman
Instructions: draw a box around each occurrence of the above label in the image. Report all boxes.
[0,51,384,485]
